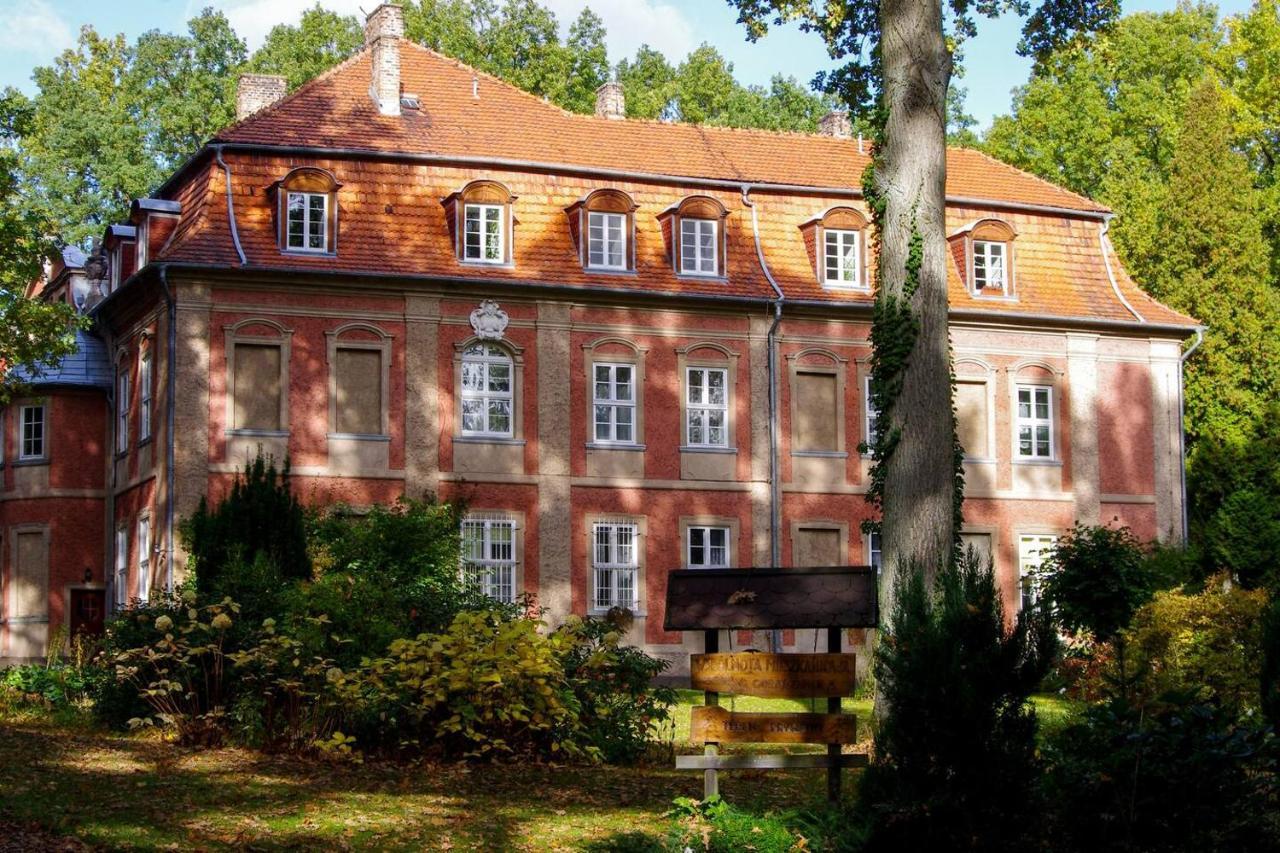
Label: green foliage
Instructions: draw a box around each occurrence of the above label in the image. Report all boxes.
[91,590,191,727]
[1,631,99,710]
[246,5,363,91]
[1262,595,1280,728]
[1125,578,1269,713]
[667,796,807,853]
[183,455,309,619]
[1043,696,1280,853]
[1039,524,1154,645]
[858,553,1057,851]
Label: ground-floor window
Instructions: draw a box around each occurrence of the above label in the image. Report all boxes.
[592,521,637,611]
[686,525,729,569]
[113,526,128,609]
[461,517,516,602]
[1018,534,1056,611]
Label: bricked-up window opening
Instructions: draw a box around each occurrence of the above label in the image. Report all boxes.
[593,362,635,443]
[824,229,860,286]
[460,343,513,437]
[955,381,989,459]
[116,369,130,454]
[136,515,150,603]
[794,371,839,451]
[139,352,152,442]
[593,522,637,611]
[686,366,728,447]
[285,192,328,252]
[1016,385,1054,459]
[680,218,718,275]
[19,405,45,460]
[588,211,626,270]
[687,526,730,569]
[114,526,128,608]
[461,518,516,602]
[973,240,1007,293]
[232,343,283,430]
[1018,534,1056,611]
[464,204,504,263]
[333,348,383,435]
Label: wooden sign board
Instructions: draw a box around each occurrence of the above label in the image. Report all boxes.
[690,705,856,745]
[690,652,856,698]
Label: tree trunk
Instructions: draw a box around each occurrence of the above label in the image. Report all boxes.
[874,0,955,643]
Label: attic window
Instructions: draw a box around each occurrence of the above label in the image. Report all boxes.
[400,94,421,110]
[445,180,516,266]
[973,240,1006,292]
[568,189,638,272]
[273,167,341,255]
[805,206,868,290]
[952,218,1017,298]
[663,195,729,279]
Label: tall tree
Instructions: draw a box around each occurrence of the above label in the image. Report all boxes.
[615,45,676,119]
[562,9,610,114]
[247,5,362,91]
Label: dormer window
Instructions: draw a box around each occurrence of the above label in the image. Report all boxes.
[661,195,729,279]
[950,218,1017,297]
[803,206,869,290]
[444,180,516,266]
[825,229,860,285]
[271,167,341,255]
[589,212,626,269]
[567,189,637,272]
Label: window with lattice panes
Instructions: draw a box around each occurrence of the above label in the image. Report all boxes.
[687,526,730,569]
[1018,534,1055,611]
[973,240,1008,293]
[588,211,626,270]
[592,522,637,611]
[679,218,718,275]
[1016,385,1053,459]
[592,362,635,444]
[685,366,728,447]
[464,204,504,263]
[460,343,513,437]
[823,228,860,286]
[20,405,45,460]
[285,191,328,252]
[461,518,516,602]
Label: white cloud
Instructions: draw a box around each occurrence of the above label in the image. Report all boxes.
[189,0,366,50]
[0,0,75,55]
[542,0,697,62]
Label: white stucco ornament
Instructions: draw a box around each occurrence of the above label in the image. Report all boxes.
[470,299,509,340]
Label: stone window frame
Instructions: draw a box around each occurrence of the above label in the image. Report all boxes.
[17,401,48,463]
[460,510,526,604]
[865,529,881,571]
[676,341,739,454]
[954,356,998,462]
[325,321,393,439]
[1008,360,1064,465]
[567,188,638,273]
[789,519,850,567]
[114,349,130,457]
[950,218,1018,299]
[585,513,646,616]
[802,206,870,290]
[1015,530,1058,611]
[660,195,730,280]
[136,513,151,604]
[786,347,849,458]
[6,522,50,625]
[583,336,647,450]
[113,522,129,610]
[223,318,293,437]
[679,514,740,569]
[443,179,518,268]
[271,167,342,256]
[453,335,526,445]
[959,524,999,569]
[138,346,153,444]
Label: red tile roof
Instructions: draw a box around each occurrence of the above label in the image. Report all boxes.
[152,40,1195,330]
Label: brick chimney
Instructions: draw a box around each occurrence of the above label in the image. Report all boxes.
[818,110,852,139]
[595,81,625,120]
[365,3,405,117]
[236,74,287,121]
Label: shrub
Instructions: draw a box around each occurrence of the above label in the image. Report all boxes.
[1039,523,1154,645]
[1264,594,1280,728]
[1125,576,1268,713]
[1044,695,1280,853]
[91,590,191,728]
[858,552,1057,852]
[668,797,808,853]
[1,631,98,710]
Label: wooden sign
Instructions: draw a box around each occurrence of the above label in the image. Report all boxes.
[690,652,856,698]
[690,705,856,745]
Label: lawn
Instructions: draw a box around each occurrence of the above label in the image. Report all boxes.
[0,692,1078,851]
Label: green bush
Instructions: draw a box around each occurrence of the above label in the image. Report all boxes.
[1044,695,1280,853]
[1040,523,1155,645]
[1,632,98,710]
[91,590,191,727]
[857,552,1057,852]
[1264,595,1280,728]
[1125,576,1268,713]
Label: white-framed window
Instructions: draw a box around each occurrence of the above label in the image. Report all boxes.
[679,218,718,275]
[1015,385,1053,459]
[463,203,504,263]
[19,405,45,460]
[592,363,635,444]
[460,343,513,437]
[136,516,151,604]
[139,352,152,442]
[864,377,879,447]
[114,526,128,609]
[116,369,130,454]
[868,531,882,572]
[973,240,1007,293]
[824,228,860,286]
[588,211,626,270]
[592,521,637,611]
[1018,534,1056,611]
[685,366,728,447]
[285,191,328,252]
[687,526,730,569]
[461,517,516,602]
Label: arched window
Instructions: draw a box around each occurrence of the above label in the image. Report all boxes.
[460,342,514,437]
[567,189,638,272]
[443,180,516,265]
[271,167,341,254]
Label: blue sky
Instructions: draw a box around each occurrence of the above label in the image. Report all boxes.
[0,0,1256,132]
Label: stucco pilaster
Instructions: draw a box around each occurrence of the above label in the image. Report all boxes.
[1066,334,1100,525]
[1149,339,1184,543]
[748,314,773,567]
[171,280,212,580]
[404,295,440,499]
[536,301,573,620]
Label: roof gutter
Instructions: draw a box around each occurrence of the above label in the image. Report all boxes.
[205,141,1111,221]
[214,145,247,266]
[742,184,785,569]
[1177,326,1206,545]
[1100,215,1144,323]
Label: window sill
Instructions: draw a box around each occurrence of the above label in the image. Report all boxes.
[137,437,153,449]
[328,432,391,442]
[13,457,50,467]
[792,450,848,459]
[821,283,871,293]
[226,428,290,438]
[585,266,637,276]
[588,608,646,618]
[963,456,996,464]
[280,248,336,258]
[586,442,646,452]
[680,445,737,454]
[1012,458,1062,467]
[459,259,515,269]
[970,291,1017,302]
[676,272,727,282]
[454,435,526,446]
